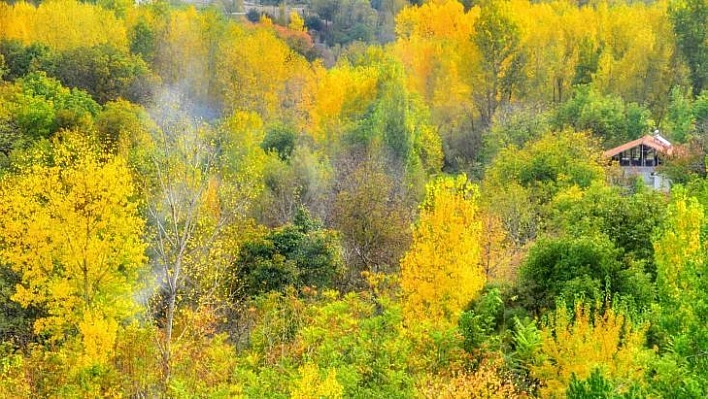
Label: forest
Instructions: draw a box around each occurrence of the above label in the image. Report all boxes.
[0,0,708,397]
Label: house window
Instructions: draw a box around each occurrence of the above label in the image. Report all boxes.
[620,150,630,166]
[644,146,656,167]
[631,146,641,166]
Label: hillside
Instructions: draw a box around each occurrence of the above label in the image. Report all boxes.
[1,0,708,397]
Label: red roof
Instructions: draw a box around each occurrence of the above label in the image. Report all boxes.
[603,135,673,158]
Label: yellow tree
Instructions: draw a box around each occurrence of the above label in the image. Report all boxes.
[216,23,313,121]
[472,0,524,125]
[478,211,514,281]
[417,356,521,399]
[0,132,146,354]
[394,0,478,103]
[154,7,219,103]
[291,363,344,399]
[401,174,484,327]
[289,10,306,32]
[0,0,128,51]
[512,0,595,103]
[651,188,708,389]
[592,1,676,111]
[654,188,704,303]
[305,62,379,144]
[393,0,479,169]
[532,302,653,398]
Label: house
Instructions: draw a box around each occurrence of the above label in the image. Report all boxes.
[603,133,673,191]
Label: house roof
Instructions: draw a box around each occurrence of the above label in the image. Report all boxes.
[603,135,673,158]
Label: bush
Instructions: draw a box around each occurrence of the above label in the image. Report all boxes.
[305,15,324,32]
[261,123,297,159]
[233,208,345,297]
[246,9,260,23]
[520,236,623,312]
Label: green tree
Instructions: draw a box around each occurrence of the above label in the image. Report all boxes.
[663,86,696,143]
[95,99,154,152]
[311,0,378,45]
[572,38,602,87]
[0,40,53,81]
[483,130,606,249]
[52,45,153,104]
[548,184,666,274]
[567,367,644,399]
[555,87,653,147]
[261,122,297,160]
[129,19,157,64]
[3,72,99,143]
[237,291,413,398]
[651,187,708,397]
[693,90,708,136]
[670,0,708,95]
[520,235,624,312]
[234,208,345,297]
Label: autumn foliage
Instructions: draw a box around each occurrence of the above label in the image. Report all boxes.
[0,0,707,397]
[401,175,484,326]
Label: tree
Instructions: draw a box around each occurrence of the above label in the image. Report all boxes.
[261,122,297,160]
[0,266,42,348]
[129,19,157,63]
[670,0,708,95]
[238,290,413,398]
[478,212,514,281]
[332,155,411,286]
[392,0,480,172]
[485,129,605,202]
[567,367,645,399]
[367,61,444,180]
[520,235,623,312]
[147,103,266,389]
[0,39,53,81]
[1,72,100,143]
[472,0,523,125]
[291,363,344,399]
[216,23,312,120]
[401,174,484,326]
[0,0,129,52]
[255,143,333,226]
[548,183,666,276]
[148,116,224,388]
[554,87,653,147]
[482,130,606,249]
[417,356,522,398]
[51,44,153,104]
[694,90,708,136]
[95,99,155,152]
[651,187,708,396]
[663,86,696,143]
[481,105,550,166]
[531,302,653,398]
[372,0,405,43]
[234,207,345,297]
[0,132,146,347]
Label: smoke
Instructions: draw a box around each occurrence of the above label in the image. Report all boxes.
[149,84,222,126]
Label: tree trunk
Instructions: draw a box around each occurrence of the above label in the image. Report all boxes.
[162,290,176,390]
